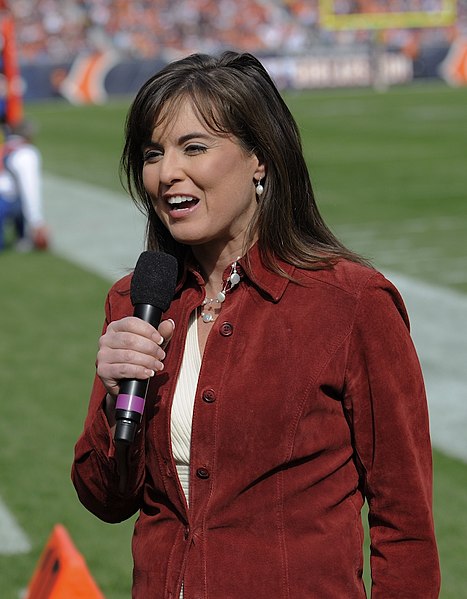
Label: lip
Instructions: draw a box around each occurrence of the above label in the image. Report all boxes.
[164,194,200,218]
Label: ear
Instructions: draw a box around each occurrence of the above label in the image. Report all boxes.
[253,158,266,182]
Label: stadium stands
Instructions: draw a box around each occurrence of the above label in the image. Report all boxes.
[8,0,465,64]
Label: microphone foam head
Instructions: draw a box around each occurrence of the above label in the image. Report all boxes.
[130,251,178,310]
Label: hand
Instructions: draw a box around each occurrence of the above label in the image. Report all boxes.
[97,317,175,398]
[32,224,50,250]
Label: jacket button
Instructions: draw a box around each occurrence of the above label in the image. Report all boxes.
[220,322,233,336]
[196,467,210,479]
[202,389,216,403]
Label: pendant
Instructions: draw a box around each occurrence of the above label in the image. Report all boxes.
[229,272,240,286]
[200,258,241,324]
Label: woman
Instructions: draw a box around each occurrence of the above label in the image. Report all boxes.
[72,52,440,598]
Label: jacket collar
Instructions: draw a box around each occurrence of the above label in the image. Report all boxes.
[176,242,294,303]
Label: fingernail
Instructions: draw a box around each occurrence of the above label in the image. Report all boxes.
[145,369,155,377]
[168,319,175,329]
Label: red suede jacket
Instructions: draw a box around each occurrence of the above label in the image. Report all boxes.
[72,247,440,598]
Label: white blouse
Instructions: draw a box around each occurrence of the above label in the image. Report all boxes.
[171,310,200,599]
[171,309,200,506]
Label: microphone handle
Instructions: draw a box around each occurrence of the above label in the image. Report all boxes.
[114,304,163,446]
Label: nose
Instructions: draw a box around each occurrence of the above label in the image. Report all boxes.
[158,149,184,187]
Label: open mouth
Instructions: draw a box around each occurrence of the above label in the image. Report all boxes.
[167,195,199,211]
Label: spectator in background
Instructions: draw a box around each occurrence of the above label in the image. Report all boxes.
[0,119,49,251]
[10,0,460,66]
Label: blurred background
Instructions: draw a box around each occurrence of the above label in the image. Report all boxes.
[0,1,466,597]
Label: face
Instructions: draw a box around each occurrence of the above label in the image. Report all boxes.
[142,99,264,255]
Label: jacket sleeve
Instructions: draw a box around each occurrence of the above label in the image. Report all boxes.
[344,272,440,598]
[71,287,146,523]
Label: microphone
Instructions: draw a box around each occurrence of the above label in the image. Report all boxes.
[114,251,178,446]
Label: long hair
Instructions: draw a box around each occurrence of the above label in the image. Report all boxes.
[120,51,369,272]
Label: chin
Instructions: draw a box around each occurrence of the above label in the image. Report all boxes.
[168,227,211,246]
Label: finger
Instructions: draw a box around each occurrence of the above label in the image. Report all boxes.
[97,345,165,374]
[107,316,158,339]
[100,329,166,361]
[102,361,157,381]
[156,319,175,349]
[97,361,157,397]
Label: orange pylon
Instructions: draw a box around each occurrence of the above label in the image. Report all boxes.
[1,13,24,125]
[25,524,105,599]
[440,37,467,86]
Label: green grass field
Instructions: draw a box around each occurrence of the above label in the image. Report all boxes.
[1,81,466,598]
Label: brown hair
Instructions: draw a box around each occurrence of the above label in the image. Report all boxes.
[120,51,369,272]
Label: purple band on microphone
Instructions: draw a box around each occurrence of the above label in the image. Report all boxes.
[116,393,145,414]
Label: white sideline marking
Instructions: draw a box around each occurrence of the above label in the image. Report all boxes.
[389,273,467,462]
[43,173,146,281]
[0,496,31,554]
[335,218,467,289]
[43,173,467,462]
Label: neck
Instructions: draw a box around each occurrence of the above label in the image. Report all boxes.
[198,255,242,323]
[192,246,244,289]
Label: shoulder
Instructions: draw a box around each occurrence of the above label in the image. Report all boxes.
[295,260,409,325]
[296,259,381,296]
[6,141,40,170]
[104,272,133,321]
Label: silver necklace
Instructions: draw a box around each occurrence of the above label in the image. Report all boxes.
[200,258,241,323]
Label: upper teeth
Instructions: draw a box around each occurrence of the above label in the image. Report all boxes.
[168,196,194,205]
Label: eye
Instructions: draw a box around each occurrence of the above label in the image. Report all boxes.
[185,144,207,155]
[143,148,163,163]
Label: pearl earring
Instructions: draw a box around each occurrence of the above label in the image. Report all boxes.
[255,179,264,197]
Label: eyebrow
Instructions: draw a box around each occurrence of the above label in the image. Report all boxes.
[178,132,212,144]
[147,132,213,147]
